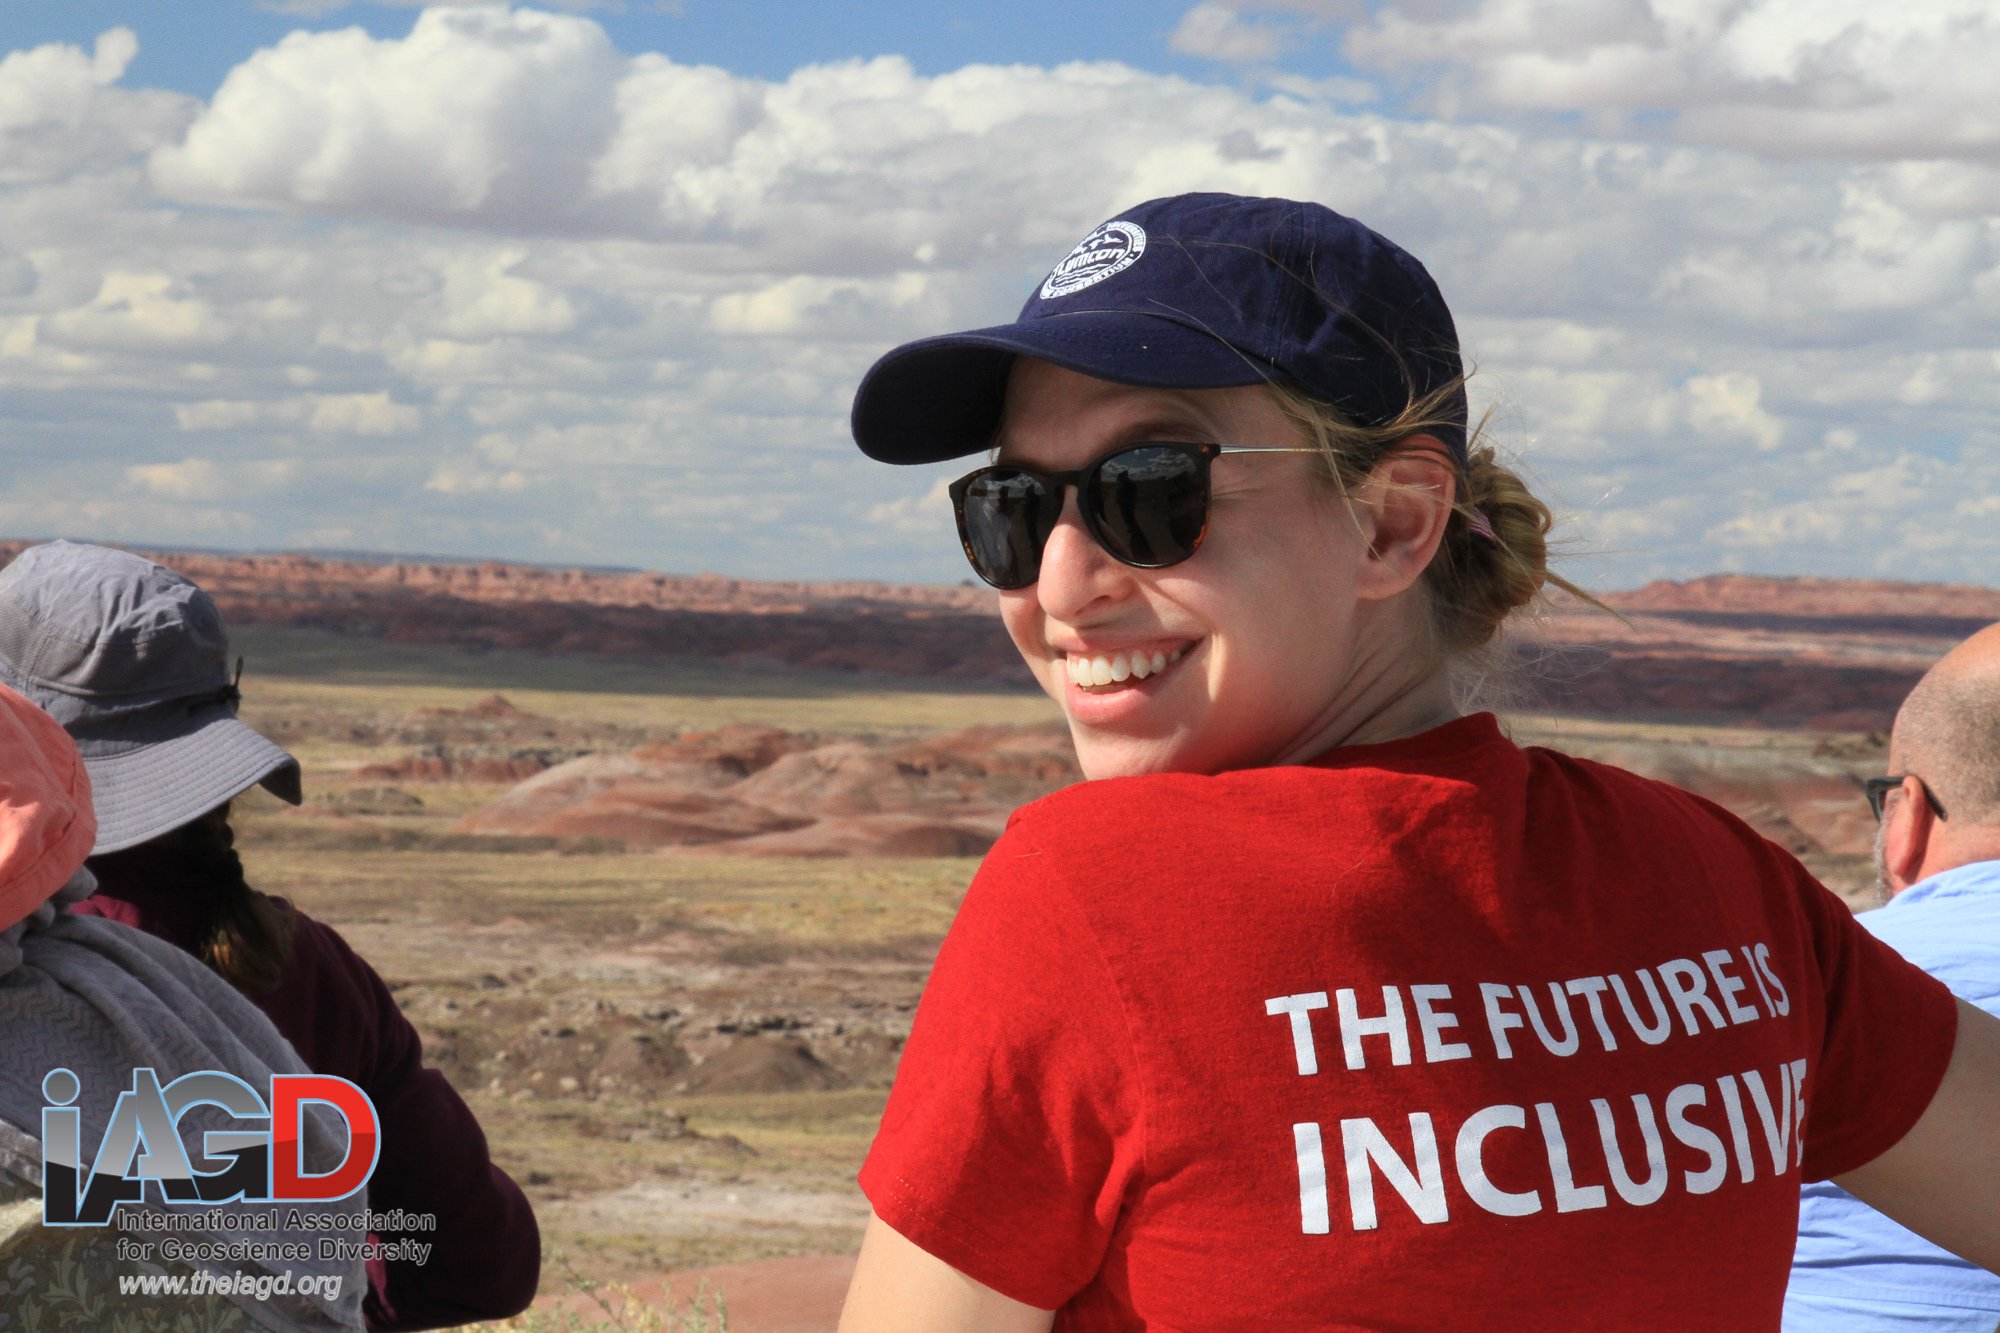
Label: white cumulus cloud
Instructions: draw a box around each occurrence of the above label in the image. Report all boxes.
[1682,373,1784,452]
[127,455,301,498]
[1171,3,1292,62]
[1204,0,2000,166]
[151,8,627,227]
[175,392,420,436]
[43,272,230,352]
[0,10,1992,589]
[0,29,193,183]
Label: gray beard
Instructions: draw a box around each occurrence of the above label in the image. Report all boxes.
[1870,818,1893,907]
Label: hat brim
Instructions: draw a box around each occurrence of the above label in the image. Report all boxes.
[851,311,1278,465]
[78,715,302,855]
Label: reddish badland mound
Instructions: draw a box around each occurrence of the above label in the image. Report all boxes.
[355,754,552,783]
[458,721,1080,857]
[713,814,1001,858]
[418,692,533,720]
[675,1035,842,1096]
[348,694,629,784]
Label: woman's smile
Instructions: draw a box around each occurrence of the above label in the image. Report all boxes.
[1059,640,1196,690]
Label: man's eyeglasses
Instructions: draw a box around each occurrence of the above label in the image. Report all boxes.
[1864,775,1948,823]
[947,442,1319,590]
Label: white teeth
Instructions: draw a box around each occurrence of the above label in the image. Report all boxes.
[1065,645,1190,690]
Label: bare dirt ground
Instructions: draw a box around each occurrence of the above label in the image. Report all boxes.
[225,628,1059,1328]
[218,625,1895,1330]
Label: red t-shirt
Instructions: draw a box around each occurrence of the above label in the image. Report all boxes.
[859,714,1958,1331]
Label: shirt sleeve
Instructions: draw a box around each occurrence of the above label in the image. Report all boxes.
[1789,861,1959,1182]
[858,820,1147,1311]
[282,915,542,1330]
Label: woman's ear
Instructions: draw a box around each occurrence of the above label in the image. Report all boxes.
[1351,436,1457,603]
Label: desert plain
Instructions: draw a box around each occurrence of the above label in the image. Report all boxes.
[15,543,1997,1331]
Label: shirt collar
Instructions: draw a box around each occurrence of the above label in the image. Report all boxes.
[1893,857,2000,908]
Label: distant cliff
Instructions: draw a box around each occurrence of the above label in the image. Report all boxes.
[6,542,1987,729]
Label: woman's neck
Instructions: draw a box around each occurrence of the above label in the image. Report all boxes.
[1271,661,1459,765]
[1269,596,1464,764]
[1335,664,1461,748]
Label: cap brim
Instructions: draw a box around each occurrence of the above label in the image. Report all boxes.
[78,715,302,855]
[851,311,1276,465]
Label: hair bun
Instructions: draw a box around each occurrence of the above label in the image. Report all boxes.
[1430,445,1553,652]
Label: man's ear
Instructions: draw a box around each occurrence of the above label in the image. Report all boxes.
[1352,437,1456,603]
[1881,777,1936,894]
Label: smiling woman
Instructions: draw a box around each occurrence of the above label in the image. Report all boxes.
[835,193,2000,1332]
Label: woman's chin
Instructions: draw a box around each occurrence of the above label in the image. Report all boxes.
[1067,726,1209,782]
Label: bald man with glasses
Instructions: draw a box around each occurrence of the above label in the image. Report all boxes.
[1785,623,2000,1330]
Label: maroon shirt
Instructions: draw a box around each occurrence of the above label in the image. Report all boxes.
[73,883,540,1330]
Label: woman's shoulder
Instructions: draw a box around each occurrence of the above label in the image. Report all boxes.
[1000,712,1526,844]
[277,906,364,969]
[1521,739,1798,852]
[997,718,1803,890]
[1009,767,1214,821]
[997,767,1268,867]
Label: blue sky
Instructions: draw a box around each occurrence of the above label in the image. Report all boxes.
[0,1,1336,99]
[2,1,1997,589]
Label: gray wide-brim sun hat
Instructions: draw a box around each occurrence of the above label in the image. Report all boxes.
[0,541,301,855]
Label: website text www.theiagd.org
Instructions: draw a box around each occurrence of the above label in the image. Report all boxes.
[106,1206,439,1300]
[117,1267,347,1300]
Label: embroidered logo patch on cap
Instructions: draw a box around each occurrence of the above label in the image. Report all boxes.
[1039,220,1146,300]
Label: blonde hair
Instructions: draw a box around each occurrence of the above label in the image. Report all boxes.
[1264,378,1597,664]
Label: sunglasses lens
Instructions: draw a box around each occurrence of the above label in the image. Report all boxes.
[958,469,1060,589]
[1088,445,1208,567]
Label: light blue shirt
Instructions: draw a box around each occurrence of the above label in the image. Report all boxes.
[1784,858,2000,1332]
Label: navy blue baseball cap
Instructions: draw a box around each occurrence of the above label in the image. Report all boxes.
[851,192,1467,466]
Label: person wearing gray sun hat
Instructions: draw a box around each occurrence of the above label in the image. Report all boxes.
[0,540,303,852]
[0,539,542,1330]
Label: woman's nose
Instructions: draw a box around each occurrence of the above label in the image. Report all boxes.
[1035,492,1129,621]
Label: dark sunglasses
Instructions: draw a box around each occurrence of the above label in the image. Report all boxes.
[947,441,1319,590]
[1864,774,1948,822]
